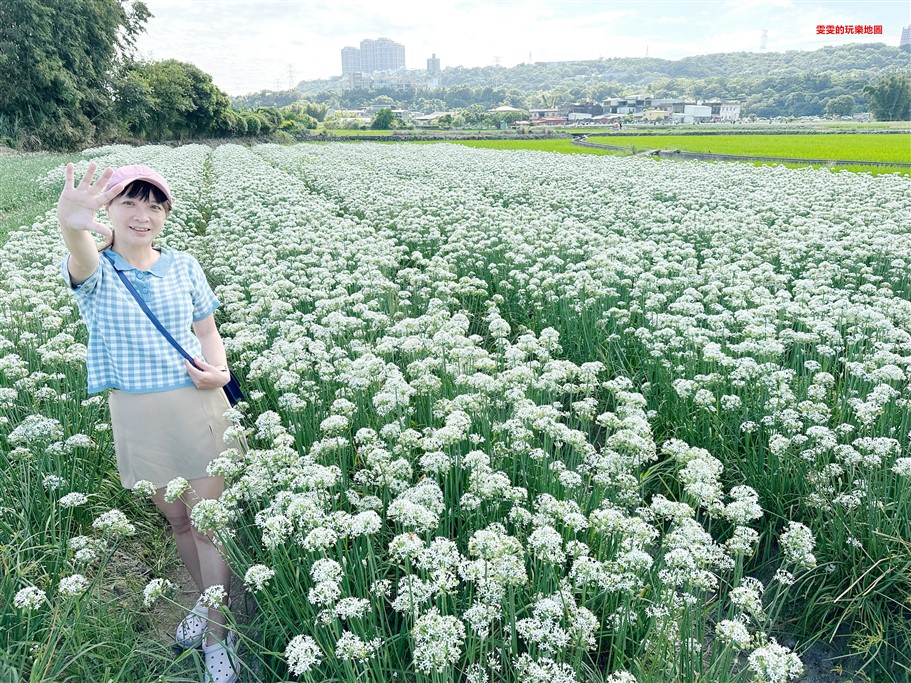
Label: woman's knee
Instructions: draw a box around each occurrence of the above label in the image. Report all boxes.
[168,512,194,535]
[152,497,193,534]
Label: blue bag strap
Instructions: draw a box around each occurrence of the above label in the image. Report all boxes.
[102,251,201,370]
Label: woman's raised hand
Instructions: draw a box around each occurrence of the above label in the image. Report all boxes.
[57,162,126,236]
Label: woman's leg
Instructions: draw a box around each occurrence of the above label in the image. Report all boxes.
[152,489,204,592]
[186,475,232,646]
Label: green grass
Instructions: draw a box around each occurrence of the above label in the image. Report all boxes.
[586,133,911,163]
[403,138,907,174]
[0,152,69,245]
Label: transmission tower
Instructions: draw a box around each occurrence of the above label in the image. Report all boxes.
[493,55,501,67]
[760,30,768,51]
[287,64,295,90]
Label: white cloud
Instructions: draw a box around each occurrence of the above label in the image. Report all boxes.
[133,0,911,95]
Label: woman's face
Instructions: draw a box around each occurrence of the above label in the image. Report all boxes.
[106,193,167,246]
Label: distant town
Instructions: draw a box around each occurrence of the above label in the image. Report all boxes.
[337,37,749,127]
[327,34,911,128]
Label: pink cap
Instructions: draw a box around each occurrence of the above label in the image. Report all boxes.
[105,164,174,203]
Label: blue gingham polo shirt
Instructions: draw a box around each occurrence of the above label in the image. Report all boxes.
[61,247,220,394]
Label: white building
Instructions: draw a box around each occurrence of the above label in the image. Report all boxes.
[360,37,405,73]
[341,47,361,75]
[719,103,741,121]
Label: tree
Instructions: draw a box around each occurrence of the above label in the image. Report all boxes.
[863,74,911,121]
[371,108,395,129]
[0,0,150,149]
[462,103,486,125]
[824,94,855,117]
[371,95,395,107]
[114,59,231,140]
[255,107,282,134]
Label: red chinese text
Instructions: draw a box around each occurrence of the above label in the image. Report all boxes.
[816,24,883,35]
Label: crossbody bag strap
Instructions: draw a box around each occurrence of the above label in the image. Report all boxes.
[102,251,201,369]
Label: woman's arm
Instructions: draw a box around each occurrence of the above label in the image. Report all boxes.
[57,162,124,286]
[185,314,230,390]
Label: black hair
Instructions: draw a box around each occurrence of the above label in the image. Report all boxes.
[118,180,173,213]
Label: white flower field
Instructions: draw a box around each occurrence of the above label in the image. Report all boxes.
[2,143,910,682]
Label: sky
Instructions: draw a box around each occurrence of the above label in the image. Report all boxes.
[133,0,911,96]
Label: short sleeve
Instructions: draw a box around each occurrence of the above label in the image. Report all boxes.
[61,254,101,298]
[188,256,219,321]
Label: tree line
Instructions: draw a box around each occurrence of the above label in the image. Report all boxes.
[0,0,317,150]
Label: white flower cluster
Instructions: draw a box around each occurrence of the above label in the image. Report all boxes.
[747,638,805,683]
[243,564,276,592]
[411,607,466,673]
[515,588,599,654]
[13,586,46,611]
[779,521,817,570]
[285,634,322,676]
[91,509,135,539]
[142,578,174,607]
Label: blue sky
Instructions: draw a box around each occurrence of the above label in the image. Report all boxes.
[134,0,911,95]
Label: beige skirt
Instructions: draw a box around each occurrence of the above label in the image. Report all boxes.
[108,385,244,489]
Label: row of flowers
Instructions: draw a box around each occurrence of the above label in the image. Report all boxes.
[4,142,909,681]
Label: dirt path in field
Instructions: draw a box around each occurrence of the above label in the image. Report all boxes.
[792,641,857,683]
[147,542,258,681]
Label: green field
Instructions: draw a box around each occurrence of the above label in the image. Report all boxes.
[407,138,907,174]
[0,152,68,242]
[586,133,911,163]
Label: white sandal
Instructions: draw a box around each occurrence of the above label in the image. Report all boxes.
[175,598,208,649]
[203,631,239,683]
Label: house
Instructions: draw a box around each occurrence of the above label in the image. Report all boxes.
[591,114,623,124]
[413,111,456,125]
[528,108,561,119]
[702,100,741,121]
[603,96,741,121]
[670,105,713,124]
[527,116,568,126]
[562,101,603,116]
[365,105,411,120]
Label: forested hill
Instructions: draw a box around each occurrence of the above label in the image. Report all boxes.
[295,43,907,94]
[285,43,909,118]
[438,43,909,89]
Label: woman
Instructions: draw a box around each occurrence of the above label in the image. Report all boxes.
[58,162,240,683]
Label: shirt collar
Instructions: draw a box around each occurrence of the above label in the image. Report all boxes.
[104,247,173,277]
